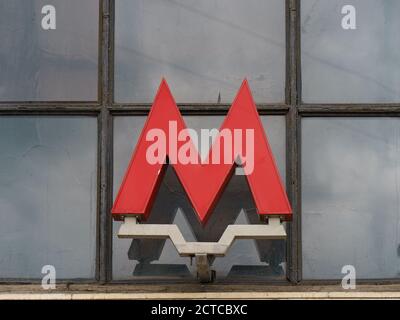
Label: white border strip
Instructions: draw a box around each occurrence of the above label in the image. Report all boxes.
[1,292,400,300]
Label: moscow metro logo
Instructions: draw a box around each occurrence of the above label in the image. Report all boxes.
[112,79,292,224]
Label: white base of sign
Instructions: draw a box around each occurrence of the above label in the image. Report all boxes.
[117,216,286,282]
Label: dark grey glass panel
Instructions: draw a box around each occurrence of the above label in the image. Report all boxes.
[114,0,285,103]
[302,0,400,103]
[0,117,97,279]
[302,118,400,279]
[113,116,286,280]
[0,0,99,101]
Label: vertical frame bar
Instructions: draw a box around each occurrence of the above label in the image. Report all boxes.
[99,0,112,283]
[286,0,301,283]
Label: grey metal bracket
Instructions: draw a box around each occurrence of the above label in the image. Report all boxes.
[117,216,286,282]
[195,253,215,283]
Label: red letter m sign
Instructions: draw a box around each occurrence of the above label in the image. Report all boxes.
[112,79,292,224]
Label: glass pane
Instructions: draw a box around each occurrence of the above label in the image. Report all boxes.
[0,0,99,101]
[302,118,400,279]
[114,0,285,103]
[0,117,97,279]
[113,115,286,281]
[302,0,400,103]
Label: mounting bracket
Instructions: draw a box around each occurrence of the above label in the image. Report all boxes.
[117,216,286,283]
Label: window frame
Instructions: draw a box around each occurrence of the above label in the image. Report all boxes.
[1,0,399,286]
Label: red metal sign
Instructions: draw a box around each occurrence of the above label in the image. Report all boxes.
[112,79,292,224]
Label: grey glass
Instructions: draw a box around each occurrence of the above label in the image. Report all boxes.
[301,0,400,103]
[0,0,99,101]
[112,115,286,280]
[0,117,97,279]
[302,118,400,279]
[114,0,285,104]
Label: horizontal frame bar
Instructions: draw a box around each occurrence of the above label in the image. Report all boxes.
[299,105,400,115]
